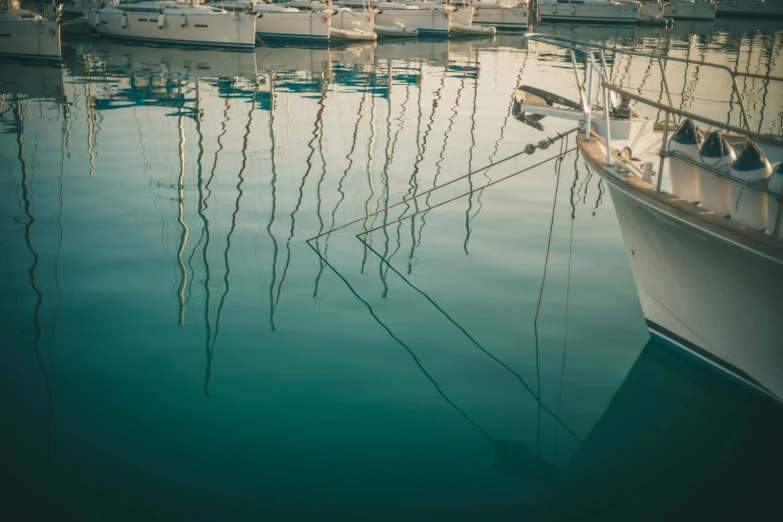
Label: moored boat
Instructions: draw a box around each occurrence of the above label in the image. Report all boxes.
[404,0,474,24]
[281,1,377,40]
[456,0,531,30]
[538,0,641,23]
[0,1,61,61]
[372,1,451,37]
[335,0,452,36]
[87,0,257,49]
[252,2,331,43]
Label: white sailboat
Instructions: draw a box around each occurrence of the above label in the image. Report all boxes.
[87,0,257,49]
[517,32,783,401]
[663,0,717,20]
[415,0,499,32]
[282,1,377,40]
[404,0,472,24]
[364,1,452,37]
[538,0,641,23]
[248,2,331,43]
[457,0,530,30]
[0,1,61,61]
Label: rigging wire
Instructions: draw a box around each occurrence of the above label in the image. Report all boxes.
[307,126,581,242]
[357,144,577,238]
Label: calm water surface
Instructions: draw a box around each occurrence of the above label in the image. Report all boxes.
[1,18,782,521]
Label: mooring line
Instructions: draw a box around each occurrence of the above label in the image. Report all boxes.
[306,126,580,242]
[357,147,578,237]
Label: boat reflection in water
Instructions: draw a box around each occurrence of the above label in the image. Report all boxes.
[543,338,783,520]
[1,21,782,520]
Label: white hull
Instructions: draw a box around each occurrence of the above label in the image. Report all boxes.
[255,11,330,42]
[88,10,256,49]
[329,9,375,38]
[0,19,61,60]
[450,21,496,33]
[472,6,530,28]
[331,9,375,33]
[538,3,641,23]
[638,2,666,21]
[607,181,783,400]
[330,26,377,39]
[374,9,451,36]
[716,0,783,17]
[664,1,717,20]
[450,6,475,25]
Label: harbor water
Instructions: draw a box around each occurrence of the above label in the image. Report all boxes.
[1,18,782,521]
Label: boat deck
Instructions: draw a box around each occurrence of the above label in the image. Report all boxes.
[578,131,783,263]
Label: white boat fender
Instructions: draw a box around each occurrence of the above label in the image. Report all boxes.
[94,11,101,25]
[181,13,187,27]
[667,118,703,203]
[158,13,165,29]
[729,142,772,230]
[698,130,735,217]
[766,162,783,239]
[121,12,127,28]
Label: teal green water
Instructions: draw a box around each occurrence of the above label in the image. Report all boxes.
[1,19,782,521]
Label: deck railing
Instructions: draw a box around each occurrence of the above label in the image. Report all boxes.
[524,33,783,236]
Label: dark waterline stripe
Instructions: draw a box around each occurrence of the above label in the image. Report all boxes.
[646,319,773,396]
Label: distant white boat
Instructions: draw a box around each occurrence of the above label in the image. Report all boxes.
[460,1,530,30]
[362,1,452,37]
[247,2,331,43]
[663,0,717,20]
[281,1,377,40]
[538,0,641,23]
[0,2,61,61]
[87,1,257,49]
[404,0,474,25]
